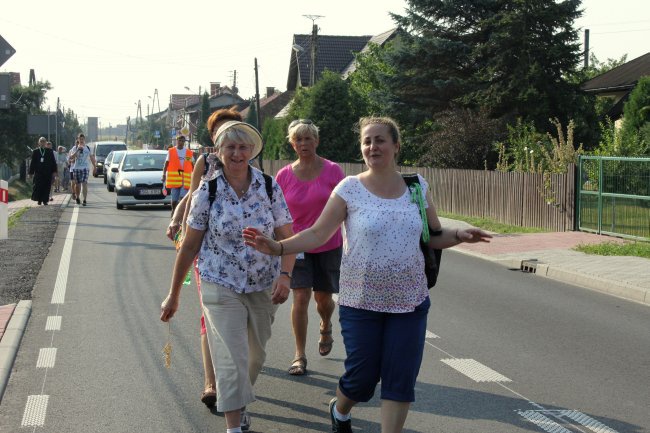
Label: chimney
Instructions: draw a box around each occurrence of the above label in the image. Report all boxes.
[266,87,275,98]
[210,82,221,97]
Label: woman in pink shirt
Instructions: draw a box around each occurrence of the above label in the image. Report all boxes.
[275,119,345,376]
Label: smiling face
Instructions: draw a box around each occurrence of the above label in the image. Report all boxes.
[360,123,400,169]
[217,138,253,173]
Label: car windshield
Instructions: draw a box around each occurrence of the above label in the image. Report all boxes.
[121,154,166,171]
[96,144,127,157]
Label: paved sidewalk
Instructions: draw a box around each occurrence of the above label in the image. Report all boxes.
[441,217,650,306]
[7,191,70,216]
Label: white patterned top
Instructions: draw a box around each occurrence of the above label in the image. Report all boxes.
[187,167,293,294]
[333,175,429,313]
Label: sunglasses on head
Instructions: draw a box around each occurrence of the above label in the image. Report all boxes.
[289,119,313,128]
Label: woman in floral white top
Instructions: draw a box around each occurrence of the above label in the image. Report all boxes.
[243,117,491,433]
[161,121,295,433]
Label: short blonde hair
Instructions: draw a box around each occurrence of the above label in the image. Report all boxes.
[215,127,257,152]
[287,121,319,142]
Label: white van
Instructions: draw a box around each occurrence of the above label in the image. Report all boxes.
[88,141,128,177]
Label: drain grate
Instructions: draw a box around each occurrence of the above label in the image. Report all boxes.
[521,259,541,273]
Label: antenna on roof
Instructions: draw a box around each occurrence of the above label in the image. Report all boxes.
[303,15,324,86]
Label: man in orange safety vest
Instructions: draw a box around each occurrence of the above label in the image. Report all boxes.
[162,134,194,215]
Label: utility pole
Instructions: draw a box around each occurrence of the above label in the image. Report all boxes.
[303,15,323,86]
[584,29,590,69]
[254,58,263,172]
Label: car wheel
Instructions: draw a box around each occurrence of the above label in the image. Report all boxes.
[103,175,107,184]
[108,184,115,192]
[116,202,124,210]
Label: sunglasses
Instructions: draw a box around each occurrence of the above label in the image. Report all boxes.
[289,118,313,128]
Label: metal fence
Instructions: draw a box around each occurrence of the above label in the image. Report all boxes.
[578,156,650,239]
[263,159,575,232]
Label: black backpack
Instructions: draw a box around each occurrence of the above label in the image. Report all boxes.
[402,173,442,289]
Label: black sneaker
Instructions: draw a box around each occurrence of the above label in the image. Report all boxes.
[76,197,80,204]
[329,398,352,433]
[82,200,87,206]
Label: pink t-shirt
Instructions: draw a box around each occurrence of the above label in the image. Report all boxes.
[276,158,344,254]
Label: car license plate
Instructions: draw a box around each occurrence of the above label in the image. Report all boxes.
[139,188,161,195]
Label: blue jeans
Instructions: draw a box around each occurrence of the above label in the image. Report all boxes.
[338,297,430,402]
[170,187,189,202]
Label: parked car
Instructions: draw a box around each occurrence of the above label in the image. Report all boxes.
[114,150,170,209]
[103,150,126,191]
[89,141,127,177]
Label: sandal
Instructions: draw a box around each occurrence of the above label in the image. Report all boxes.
[200,387,216,408]
[318,321,334,357]
[288,355,307,375]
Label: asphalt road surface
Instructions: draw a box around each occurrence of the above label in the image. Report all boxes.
[0,179,648,433]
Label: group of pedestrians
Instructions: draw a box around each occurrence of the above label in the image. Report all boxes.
[29,133,95,206]
[160,110,491,433]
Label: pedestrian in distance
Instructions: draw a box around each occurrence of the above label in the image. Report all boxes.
[55,145,69,192]
[69,139,78,200]
[68,133,96,206]
[275,119,345,376]
[165,107,243,409]
[28,137,57,205]
[162,134,194,217]
[161,121,296,433]
[243,116,492,433]
[45,141,56,201]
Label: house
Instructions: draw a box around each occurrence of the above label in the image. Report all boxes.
[277,28,399,118]
[582,52,650,121]
[240,87,295,130]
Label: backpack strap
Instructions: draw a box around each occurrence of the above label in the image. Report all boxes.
[262,173,273,202]
[401,173,442,237]
[208,177,218,207]
[203,152,210,175]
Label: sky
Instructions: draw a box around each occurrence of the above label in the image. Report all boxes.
[2,0,649,129]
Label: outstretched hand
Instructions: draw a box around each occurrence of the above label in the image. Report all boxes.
[458,228,493,243]
[242,227,279,256]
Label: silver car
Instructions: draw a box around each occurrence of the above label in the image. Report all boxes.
[104,150,126,191]
[114,150,171,209]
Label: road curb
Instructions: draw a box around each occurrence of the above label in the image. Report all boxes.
[450,247,650,306]
[0,300,32,402]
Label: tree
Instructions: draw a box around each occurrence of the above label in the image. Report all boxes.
[0,81,51,166]
[197,92,211,147]
[261,117,290,160]
[621,75,650,147]
[245,100,258,129]
[287,71,365,162]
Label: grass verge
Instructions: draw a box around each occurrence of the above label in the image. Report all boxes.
[574,240,650,259]
[438,212,548,234]
[8,179,32,201]
[8,207,29,229]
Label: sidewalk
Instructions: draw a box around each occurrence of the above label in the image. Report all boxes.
[8,191,70,217]
[441,217,650,306]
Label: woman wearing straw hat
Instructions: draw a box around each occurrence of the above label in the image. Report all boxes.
[160,121,295,433]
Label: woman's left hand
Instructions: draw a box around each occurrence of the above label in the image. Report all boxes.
[457,228,493,243]
[271,276,291,304]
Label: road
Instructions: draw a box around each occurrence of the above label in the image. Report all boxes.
[0,178,648,433]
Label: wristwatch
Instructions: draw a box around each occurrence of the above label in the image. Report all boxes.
[280,271,292,279]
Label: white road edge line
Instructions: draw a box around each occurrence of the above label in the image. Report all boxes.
[51,207,78,304]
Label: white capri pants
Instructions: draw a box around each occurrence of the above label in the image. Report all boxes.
[200,281,277,412]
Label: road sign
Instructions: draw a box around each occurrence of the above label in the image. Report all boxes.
[154,130,160,138]
[0,35,16,67]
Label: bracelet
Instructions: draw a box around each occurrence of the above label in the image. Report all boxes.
[278,241,284,256]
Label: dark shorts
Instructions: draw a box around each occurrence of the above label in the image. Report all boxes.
[290,246,342,293]
[338,297,430,403]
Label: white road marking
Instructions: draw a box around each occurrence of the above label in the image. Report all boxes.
[441,358,512,382]
[51,206,79,304]
[518,410,573,433]
[425,330,439,339]
[560,410,620,433]
[45,316,61,331]
[36,348,57,369]
[21,395,49,427]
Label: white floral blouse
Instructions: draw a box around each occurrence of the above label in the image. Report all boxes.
[187,167,293,294]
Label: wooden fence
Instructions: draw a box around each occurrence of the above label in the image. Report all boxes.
[262,160,576,232]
